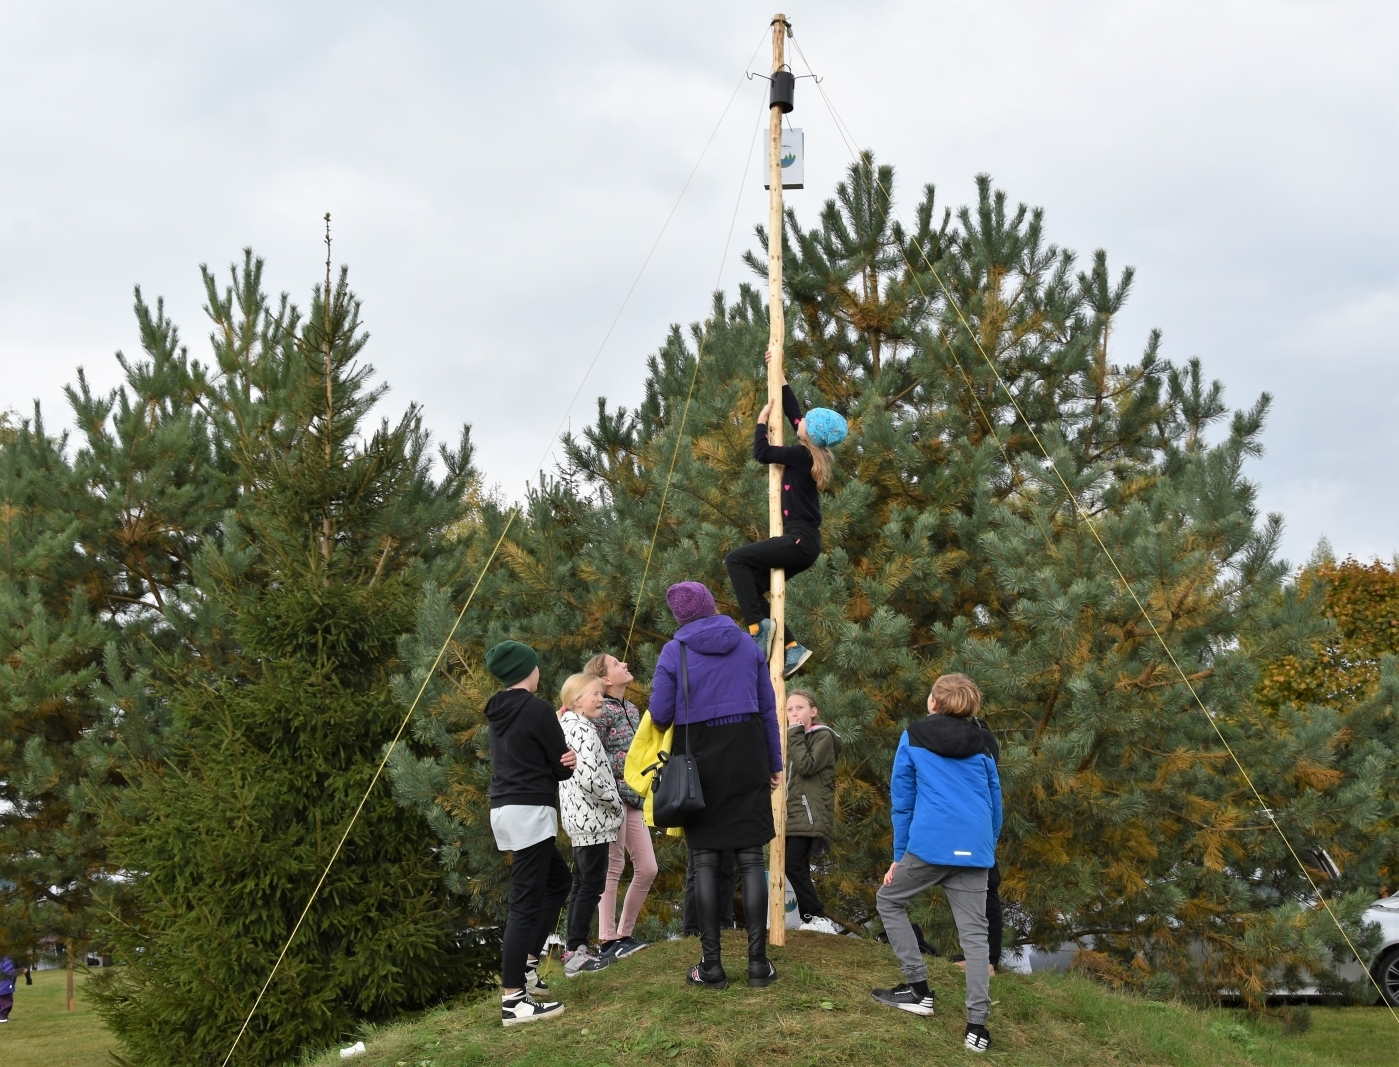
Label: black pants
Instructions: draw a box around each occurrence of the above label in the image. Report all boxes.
[502,837,572,989]
[724,524,821,644]
[784,835,826,920]
[987,862,1003,968]
[693,845,767,974]
[683,847,735,935]
[566,842,611,951]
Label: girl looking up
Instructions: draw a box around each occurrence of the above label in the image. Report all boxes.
[583,652,658,962]
[725,350,847,678]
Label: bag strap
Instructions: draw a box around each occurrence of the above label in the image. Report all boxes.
[678,641,691,753]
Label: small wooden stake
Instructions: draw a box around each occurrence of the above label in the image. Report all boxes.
[66,940,75,1012]
[766,11,790,947]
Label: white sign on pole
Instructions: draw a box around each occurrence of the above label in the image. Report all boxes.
[765,127,804,190]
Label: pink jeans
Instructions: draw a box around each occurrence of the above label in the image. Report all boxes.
[598,805,658,940]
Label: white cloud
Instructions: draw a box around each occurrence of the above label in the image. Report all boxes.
[0,0,1394,564]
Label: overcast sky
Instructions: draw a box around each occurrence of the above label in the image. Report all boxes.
[2,1,1395,567]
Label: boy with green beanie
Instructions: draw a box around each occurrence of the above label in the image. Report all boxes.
[484,640,578,1026]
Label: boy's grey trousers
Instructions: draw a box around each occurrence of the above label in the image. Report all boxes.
[876,853,991,1024]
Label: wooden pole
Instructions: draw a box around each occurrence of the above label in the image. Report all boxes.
[65,939,75,1012]
[766,11,789,947]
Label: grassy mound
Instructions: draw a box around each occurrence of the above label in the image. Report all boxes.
[306,931,1390,1067]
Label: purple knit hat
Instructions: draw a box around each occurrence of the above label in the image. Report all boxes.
[666,581,717,626]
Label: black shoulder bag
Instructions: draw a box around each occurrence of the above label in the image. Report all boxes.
[648,642,705,827]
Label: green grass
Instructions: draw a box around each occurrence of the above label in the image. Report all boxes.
[298,932,1398,1067]
[1286,1009,1399,1066]
[4,939,1393,1066]
[2,966,118,1067]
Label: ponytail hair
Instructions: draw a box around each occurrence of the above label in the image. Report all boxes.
[797,425,834,489]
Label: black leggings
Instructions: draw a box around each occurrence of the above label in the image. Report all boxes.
[987,862,1003,968]
[724,525,821,644]
[693,845,768,974]
[784,835,826,920]
[566,842,611,951]
[683,848,735,935]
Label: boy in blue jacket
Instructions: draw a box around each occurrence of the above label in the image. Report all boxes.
[871,673,1002,1054]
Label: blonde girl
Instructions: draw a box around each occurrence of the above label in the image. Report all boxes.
[556,673,623,976]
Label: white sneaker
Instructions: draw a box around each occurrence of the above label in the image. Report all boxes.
[524,963,548,995]
[798,915,842,935]
[501,992,564,1026]
[562,947,609,977]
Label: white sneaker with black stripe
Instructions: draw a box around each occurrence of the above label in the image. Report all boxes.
[964,1023,992,1052]
[501,991,564,1027]
[869,982,936,1016]
[524,963,548,996]
[562,947,609,976]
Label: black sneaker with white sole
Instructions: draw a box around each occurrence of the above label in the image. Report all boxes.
[964,1023,992,1052]
[870,983,936,1016]
[614,935,650,959]
[501,992,564,1026]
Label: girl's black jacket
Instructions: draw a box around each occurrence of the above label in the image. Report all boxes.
[755,384,820,527]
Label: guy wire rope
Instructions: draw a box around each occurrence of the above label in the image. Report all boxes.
[622,85,771,662]
[790,30,1398,1018]
[217,32,770,1067]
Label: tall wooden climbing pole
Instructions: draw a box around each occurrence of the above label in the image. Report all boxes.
[766,11,790,947]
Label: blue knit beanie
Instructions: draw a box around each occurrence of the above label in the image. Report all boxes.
[802,408,848,448]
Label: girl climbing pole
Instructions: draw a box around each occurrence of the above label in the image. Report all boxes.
[725,349,848,678]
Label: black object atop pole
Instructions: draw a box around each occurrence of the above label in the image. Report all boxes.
[770,70,795,113]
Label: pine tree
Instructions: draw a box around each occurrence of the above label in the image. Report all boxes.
[91,253,480,1065]
[1260,554,1399,713]
[0,296,231,989]
[393,161,1397,1004]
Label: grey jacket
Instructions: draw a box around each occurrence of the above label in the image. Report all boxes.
[785,723,841,840]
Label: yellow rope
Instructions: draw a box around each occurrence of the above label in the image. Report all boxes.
[217,33,770,1066]
[790,30,1397,1020]
[622,87,770,661]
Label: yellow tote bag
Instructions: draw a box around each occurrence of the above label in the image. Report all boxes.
[623,712,685,838]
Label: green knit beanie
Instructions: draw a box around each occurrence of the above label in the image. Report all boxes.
[485,640,539,687]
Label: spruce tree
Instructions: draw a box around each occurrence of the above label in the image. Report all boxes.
[92,253,479,1065]
[393,161,1397,1004]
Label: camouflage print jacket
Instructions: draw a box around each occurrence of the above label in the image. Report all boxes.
[594,694,646,810]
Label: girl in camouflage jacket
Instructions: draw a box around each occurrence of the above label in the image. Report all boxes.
[584,653,659,959]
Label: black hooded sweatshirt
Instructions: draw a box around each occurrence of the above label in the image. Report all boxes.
[485,687,573,809]
[906,713,999,762]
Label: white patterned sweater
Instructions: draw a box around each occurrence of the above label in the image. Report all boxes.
[558,711,624,847]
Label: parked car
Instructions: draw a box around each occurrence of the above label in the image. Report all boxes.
[1005,895,1399,1006]
[1349,895,1399,1006]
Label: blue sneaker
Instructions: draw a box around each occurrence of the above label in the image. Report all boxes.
[783,643,813,678]
[753,619,776,658]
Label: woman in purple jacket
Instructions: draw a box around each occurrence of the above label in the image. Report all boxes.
[650,581,784,990]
